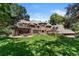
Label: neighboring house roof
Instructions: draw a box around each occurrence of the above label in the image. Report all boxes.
[56,25,75,34]
[57,28,75,34]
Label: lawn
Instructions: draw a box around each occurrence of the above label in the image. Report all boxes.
[0,34,79,56]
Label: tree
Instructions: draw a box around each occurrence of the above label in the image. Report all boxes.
[0,3,30,26]
[0,3,30,35]
[24,14,30,21]
[64,3,79,31]
[0,4,12,27]
[10,4,30,24]
[49,13,64,25]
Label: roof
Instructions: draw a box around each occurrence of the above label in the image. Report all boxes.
[30,20,40,24]
[57,29,75,34]
[18,19,30,24]
[56,25,75,34]
[46,23,52,26]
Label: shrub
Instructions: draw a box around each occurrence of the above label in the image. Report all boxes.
[0,34,79,56]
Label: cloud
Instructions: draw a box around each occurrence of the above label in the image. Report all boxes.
[29,9,66,22]
[52,9,66,16]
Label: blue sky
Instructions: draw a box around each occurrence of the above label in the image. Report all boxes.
[20,3,69,21]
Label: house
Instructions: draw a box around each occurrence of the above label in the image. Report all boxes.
[12,19,75,38]
[54,25,75,38]
[12,19,53,36]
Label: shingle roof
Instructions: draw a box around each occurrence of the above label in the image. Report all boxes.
[46,23,52,26]
[57,28,75,34]
[56,25,75,34]
[18,19,30,23]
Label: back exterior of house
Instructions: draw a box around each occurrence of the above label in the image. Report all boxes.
[12,19,75,38]
[12,19,53,36]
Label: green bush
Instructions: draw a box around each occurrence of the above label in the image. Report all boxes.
[0,27,12,36]
[0,34,79,56]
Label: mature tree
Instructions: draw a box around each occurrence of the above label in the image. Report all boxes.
[0,4,12,35]
[10,4,30,24]
[49,13,64,25]
[0,4,11,27]
[64,3,79,31]
[0,3,30,26]
[24,14,30,21]
[0,3,30,35]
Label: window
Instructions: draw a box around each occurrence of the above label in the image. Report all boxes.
[46,26,51,28]
[42,30,44,33]
[31,25,35,28]
[33,30,39,33]
[18,23,23,27]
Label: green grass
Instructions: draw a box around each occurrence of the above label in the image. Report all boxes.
[0,34,79,56]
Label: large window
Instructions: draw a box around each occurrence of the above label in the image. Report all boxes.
[33,30,39,33]
[46,26,51,28]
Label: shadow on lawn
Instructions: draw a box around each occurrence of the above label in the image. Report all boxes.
[0,35,79,56]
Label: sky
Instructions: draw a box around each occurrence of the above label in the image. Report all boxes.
[20,3,69,21]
